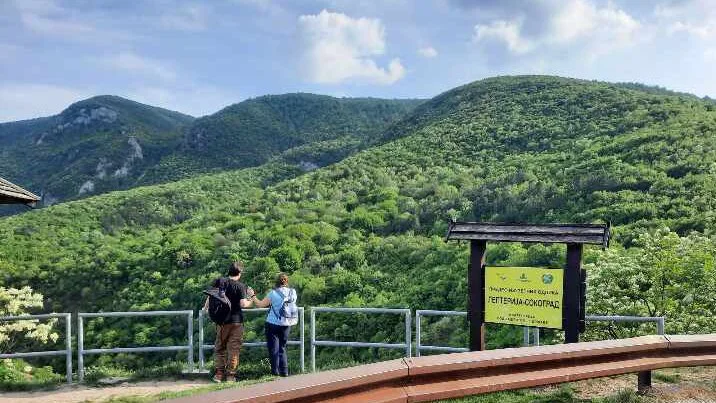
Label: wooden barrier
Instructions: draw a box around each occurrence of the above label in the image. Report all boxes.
[166,334,716,403]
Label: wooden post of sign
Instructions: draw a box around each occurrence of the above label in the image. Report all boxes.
[564,243,582,343]
[469,240,487,351]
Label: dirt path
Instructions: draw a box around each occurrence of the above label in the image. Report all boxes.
[0,380,211,403]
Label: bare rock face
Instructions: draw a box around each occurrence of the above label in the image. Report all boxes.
[96,158,113,179]
[113,137,144,178]
[78,180,95,195]
[54,107,119,134]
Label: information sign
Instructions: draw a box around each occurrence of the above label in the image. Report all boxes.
[484,266,564,329]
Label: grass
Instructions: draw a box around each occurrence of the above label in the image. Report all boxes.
[0,359,64,392]
[437,386,646,403]
[100,376,275,403]
[651,371,681,383]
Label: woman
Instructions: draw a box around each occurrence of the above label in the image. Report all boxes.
[251,272,297,377]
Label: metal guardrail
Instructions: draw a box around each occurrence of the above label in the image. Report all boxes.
[415,310,666,356]
[310,307,411,372]
[197,308,305,373]
[77,310,194,382]
[0,309,670,384]
[0,313,73,384]
[586,315,665,335]
[415,310,468,356]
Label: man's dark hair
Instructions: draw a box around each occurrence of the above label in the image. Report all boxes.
[227,261,244,276]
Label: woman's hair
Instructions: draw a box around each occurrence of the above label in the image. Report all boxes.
[274,272,289,288]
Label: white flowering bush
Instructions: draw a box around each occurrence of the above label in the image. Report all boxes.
[0,287,58,352]
[585,228,716,338]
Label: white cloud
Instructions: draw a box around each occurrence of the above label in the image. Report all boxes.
[418,46,438,58]
[473,0,641,57]
[473,19,533,54]
[160,4,209,32]
[656,1,716,41]
[98,52,177,82]
[13,0,133,42]
[0,83,90,122]
[19,8,94,36]
[298,10,405,85]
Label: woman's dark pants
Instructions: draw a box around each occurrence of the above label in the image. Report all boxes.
[265,322,290,376]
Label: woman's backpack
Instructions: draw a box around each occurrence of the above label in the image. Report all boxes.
[271,288,299,326]
[203,279,232,324]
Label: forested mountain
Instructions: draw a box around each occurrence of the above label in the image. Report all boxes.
[1,76,715,367]
[142,94,423,184]
[0,94,421,213]
[0,95,194,208]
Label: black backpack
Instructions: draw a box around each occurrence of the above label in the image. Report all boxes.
[203,279,232,324]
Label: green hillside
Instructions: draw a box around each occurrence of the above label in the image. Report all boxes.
[0,94,420,214]
[1,76,715,368]
[0,95,194,208]
[142,94,423,183]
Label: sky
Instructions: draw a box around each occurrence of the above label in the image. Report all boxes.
[1,0,715,122]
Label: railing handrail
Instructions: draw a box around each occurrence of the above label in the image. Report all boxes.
[310,306,412,372]
[77,310,194,382]
[78,310,193,318]
[0,312,72,384]
[2,308,670,385]
[163,334,716,403]
[415,310,667,356]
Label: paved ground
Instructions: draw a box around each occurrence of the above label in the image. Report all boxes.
[0,380,211,403]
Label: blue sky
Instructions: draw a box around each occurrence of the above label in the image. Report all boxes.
[1,0,715,122]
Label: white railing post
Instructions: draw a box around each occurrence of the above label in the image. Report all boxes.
[299,307,305,372]
[198,310,205,371]
[65,313,72,383]
[405,310,412,358]
[78,315,84,382]
[310,308,316,372]
[416,312,422,357]
[187,311,194,372]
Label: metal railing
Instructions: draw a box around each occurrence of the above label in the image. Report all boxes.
[310,307,411,372]
[0,313,73,384]
[415,310,468,356]
[586,315,665,335]
[415,310,667,356]
[77,310,194,382]
[197,308,305,373]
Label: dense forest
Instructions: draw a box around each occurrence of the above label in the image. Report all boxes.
[1,75,715,372]
[0,94,420,213]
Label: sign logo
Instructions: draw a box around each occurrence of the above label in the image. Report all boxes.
[542,273,554,284]
[519,273,528,282]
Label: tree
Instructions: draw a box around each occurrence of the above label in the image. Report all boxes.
[585,229,716,337]
[0,287,58,352]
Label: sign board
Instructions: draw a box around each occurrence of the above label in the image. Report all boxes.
[484,266,564,329]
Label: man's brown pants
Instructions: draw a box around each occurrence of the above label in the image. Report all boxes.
[214,323,244,374]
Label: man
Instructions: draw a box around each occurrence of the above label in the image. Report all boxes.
[207,261,255,382]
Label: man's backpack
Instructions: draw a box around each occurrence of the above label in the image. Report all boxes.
[203,279,232,325]
[271,288,298,326]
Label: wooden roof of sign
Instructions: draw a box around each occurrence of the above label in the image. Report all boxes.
[0,177,40,206]
[445,221,610,247]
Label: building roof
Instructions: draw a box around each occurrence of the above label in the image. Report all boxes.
[445,221,610,247]
[0,177,41,206]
